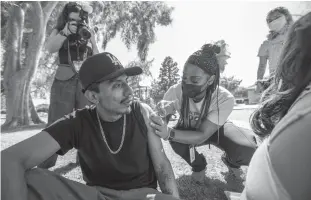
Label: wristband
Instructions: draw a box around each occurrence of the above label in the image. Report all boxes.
[168,128,175,141]
[164,127,175,141]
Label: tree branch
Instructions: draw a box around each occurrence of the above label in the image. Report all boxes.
[42,1,58,22]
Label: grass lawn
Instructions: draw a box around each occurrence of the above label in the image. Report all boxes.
[1,108,255,200]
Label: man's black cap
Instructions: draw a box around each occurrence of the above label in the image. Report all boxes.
[79,52,142,92]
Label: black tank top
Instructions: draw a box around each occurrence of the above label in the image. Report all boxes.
[44,101,158,190]
[58,34,93,64]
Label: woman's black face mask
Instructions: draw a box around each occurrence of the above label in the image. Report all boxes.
[182,80,209,98]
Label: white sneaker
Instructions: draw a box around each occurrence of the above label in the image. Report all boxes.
[191,168,206,184]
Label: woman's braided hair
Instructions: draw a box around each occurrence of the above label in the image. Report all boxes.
[175,43,221,130]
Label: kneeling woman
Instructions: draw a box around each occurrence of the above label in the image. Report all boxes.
[150,44,257,183]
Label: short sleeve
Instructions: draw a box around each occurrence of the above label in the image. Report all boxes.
[207,88,235,125]
[258,40,269,58]
[163,84,179,101]
[163,83,182,113]
[43,110,81,155]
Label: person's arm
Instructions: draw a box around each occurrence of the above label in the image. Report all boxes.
[257,41,269,80]
[45,29,68,53]
[150,93,235,145]
[1,132,61,200]
[269,110,311,199]
[1,112,80,200]
[257,56,268,80]
[90,29,99,54]
[150,115,220,145]
[140,103,180,199]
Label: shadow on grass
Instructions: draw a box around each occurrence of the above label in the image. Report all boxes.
[53,162,79,175]
[176,174,244,200]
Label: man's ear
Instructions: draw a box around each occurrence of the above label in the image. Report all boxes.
[84,90,98,104]
[207,75,216,85]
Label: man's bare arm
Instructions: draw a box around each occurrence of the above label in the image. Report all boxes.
[1,131,60,200]
[140,103,180,198]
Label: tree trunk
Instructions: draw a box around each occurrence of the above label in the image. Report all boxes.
[29,94,45,124]
[2,5,25,130]
[1,2,58,131]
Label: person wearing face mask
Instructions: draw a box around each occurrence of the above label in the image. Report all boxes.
[150,44,257,184]
[38,2,99,169]
[256,7,293,92]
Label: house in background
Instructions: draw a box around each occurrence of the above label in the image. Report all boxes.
[133,84,151,100]
[246,84,261,104]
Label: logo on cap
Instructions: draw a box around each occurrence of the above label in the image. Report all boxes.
[107,53,122,68]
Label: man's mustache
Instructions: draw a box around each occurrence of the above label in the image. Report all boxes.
[121,96,133,103]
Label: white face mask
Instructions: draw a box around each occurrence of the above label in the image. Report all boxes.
[268,15,287,32]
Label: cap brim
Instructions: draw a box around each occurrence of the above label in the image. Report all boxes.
[97,66,143,83]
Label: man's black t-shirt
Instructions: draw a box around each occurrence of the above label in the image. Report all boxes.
[43,102,158,190]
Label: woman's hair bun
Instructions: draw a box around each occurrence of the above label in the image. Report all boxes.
[201,44,221,55]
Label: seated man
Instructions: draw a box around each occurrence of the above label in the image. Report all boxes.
[1,52,180,200]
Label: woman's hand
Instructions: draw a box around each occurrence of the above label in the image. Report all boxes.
[61,22,77,36]
[156,100,177,117]
[150,115,170,139]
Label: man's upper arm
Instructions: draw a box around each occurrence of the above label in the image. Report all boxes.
[2,131,60,170]
[140,103,168,164]
[44,111,81,155]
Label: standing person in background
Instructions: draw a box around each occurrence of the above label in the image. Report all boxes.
[152,43,257,184]
[215,40,231,74]
[241,12,311,200]
[38,2,99,169]
[256,7,293,92]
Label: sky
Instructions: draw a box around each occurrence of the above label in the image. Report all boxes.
[104,1,311,87]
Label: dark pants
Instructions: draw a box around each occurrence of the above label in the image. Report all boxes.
[38,75,89,169]
[22,168,179,200]
[170,121,257,172]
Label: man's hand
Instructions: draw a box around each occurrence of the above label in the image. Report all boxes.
[150,115,170,140]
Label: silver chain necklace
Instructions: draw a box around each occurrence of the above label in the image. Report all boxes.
[96,111,126,154]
